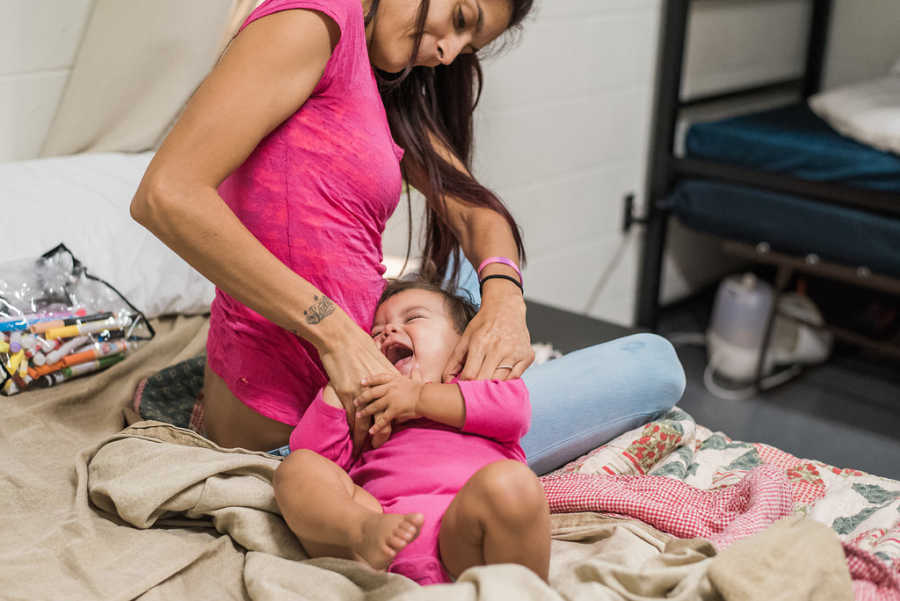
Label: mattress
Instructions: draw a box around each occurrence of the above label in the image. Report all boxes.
[686,104,900,190]
[668,179,900,278]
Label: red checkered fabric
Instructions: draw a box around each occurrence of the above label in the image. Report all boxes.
[843,543,900,601]
[754,444,829,506]
[753,442,800,470]
[539,466,900,600]
[540,465,792,548]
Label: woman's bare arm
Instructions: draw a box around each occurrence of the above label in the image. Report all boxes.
[131,10,397,421]
[405,145,533,382]
[132,10,348,346]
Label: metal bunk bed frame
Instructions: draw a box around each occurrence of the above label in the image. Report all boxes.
[634,0,900,368]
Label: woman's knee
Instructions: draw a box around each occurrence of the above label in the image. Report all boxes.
[469,461,545,523]
[619,333,686,412]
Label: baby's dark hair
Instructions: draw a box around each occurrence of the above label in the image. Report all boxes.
[379,278,478,334]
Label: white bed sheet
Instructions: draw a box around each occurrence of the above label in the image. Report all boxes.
[1,151,215,317]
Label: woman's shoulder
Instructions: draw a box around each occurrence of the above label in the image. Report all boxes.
[241,0,363,37]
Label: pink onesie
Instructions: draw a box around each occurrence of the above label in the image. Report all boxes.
[206,0,404,425]
[289,378,531,585]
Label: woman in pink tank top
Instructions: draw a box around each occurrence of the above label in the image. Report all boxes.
[131,0,536,451]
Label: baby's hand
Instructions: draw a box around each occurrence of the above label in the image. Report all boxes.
[355,367,425,436]
[370,418,391,448]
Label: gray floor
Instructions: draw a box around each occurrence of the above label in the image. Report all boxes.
[658,296,900,481]
[526,297,900,481]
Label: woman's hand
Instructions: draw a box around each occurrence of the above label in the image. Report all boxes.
[316,319,399,451]
[442,284,533,382]
[354,368,425,436]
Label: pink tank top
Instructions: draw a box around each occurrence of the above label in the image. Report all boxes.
[207,0,404,425]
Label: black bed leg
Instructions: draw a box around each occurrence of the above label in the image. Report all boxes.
[753,265,794,388]
[636,210,669,330]
[636,0,689,330]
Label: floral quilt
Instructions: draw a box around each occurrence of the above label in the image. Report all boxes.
[540,407,900,599]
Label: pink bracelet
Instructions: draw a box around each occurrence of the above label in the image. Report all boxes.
[477,256,522,283]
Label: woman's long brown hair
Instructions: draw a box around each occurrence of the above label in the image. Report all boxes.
[365,0,533,290]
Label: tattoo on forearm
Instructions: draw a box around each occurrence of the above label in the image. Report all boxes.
[304,294,335,325]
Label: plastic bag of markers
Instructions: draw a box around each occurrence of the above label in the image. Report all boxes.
[0,244,154,395]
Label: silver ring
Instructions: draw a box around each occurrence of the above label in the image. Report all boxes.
[497,365,514,370]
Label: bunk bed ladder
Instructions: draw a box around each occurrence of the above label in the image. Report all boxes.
[635,0,835,330]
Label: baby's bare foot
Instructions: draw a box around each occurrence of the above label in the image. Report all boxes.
[353,513,424,571]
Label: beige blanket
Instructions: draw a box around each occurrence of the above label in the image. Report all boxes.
[0,315,852,601]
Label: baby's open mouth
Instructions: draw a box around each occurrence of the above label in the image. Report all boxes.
[384,342,415,375]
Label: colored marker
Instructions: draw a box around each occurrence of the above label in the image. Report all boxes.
[36,354,125,388]
[20,334,36,351]
[45,317,123,340]
[6,349,24,376]
[28,342,128,386]
[0,308,87,333]
[36,337,62,353]
[31,351,46,367]
[0,342,7,353]
[37,372,64,388]
[63,353,125,377]
[30,312,113,335]
[96,329,126,342]
[61,340,130,368]
[22,339,41,361]
[45,336,91,365]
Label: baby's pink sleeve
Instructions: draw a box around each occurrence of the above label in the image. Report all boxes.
[288,390,355,470]
[456,379,530,444]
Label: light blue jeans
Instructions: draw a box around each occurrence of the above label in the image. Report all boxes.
[450,255,686,475]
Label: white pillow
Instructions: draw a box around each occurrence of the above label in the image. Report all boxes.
[0,152,214,318]
[809,75,900,156]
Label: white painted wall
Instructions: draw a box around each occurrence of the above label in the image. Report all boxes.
[682,0,811,100]
[388,0,810,323]
[384,0,663,326]
[0,0,93,163]
[822,0,900,90]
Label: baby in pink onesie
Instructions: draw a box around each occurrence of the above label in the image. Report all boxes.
[274,279,551,585]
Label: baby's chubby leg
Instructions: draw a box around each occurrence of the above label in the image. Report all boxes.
[274,449,424,570]
[439,460,550,582]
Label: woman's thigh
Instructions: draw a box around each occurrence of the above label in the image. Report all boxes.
[202,361,294,452]
[521,333,686,475]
